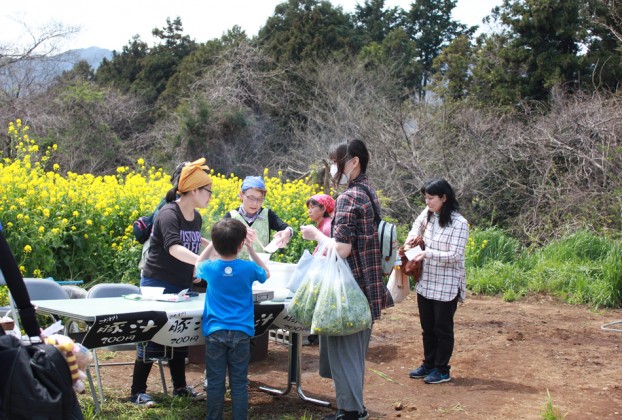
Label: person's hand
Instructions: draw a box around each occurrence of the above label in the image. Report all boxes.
[274,229,291,248]
[413,251,427,262]
[246,228,257,245]
[300,225,320,242]
[405,236,416,248]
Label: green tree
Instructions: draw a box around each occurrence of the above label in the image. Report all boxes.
[353,0,404,44]
[430,34,474,102]
[404,0,475,99]
[471,0,587,108]
[583,0,622,92]
[95,18,196,105]
[358,27,421,97]
[95,36,149,92]
[258,0,357,63]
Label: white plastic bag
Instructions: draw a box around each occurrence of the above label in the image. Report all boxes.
[311,247,372,336]
[288,240,333,329]
[286,249,314,292]
[387,268,410,303]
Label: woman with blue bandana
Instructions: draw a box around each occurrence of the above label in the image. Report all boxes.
[223,176,294,258]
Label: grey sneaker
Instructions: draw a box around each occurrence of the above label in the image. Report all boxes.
[130,392,156,407]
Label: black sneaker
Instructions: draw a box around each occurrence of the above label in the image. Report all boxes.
[129,392,156,407]
[323,409,359,420]
[358,408,369,420]
[173,386,206,400]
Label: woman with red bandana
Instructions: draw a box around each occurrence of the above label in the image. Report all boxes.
[305,194,335,256]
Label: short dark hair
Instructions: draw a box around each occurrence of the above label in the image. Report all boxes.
[421,178,459,227]
[211,219,247,257]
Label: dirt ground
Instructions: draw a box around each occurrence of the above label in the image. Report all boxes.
[103,293,622,418]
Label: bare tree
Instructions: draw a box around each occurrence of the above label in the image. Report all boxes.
[0,19,79,98]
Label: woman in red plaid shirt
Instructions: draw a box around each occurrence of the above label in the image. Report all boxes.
[301,139,393,420]
[406,179,469,384]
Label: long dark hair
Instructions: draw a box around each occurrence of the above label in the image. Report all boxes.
[421,179,459,227]
[328,139,369,186]
[165,161,190,203]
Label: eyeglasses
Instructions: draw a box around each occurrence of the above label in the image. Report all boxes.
[244,194,265,204]
[201,187,212,195]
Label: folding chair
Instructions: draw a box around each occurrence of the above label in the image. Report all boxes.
[86,283,168,407]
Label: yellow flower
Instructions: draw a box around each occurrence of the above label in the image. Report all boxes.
[137,158,145,166]
[38,226,45,233]
[33,269,42,277]
[86,219,93,225]
[23,244,32,253]
[19,266,26,274]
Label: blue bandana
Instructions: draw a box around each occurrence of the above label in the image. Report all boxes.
[241,176,266,192]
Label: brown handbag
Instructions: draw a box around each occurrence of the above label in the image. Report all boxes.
[399,215,430,282]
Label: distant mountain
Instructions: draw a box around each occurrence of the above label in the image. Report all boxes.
[0,47,113,97]
[56,46,113,72]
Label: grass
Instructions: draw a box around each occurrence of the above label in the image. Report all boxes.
[467,229,622,308]
[541,389,566,419]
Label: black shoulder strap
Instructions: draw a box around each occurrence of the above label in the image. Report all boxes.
[354,183,381,224]
[0,230,40,337]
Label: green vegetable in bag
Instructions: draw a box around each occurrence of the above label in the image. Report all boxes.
[311,251,372,336]
[288,266,323,329]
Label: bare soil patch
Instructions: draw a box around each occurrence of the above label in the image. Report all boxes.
[99,293,622,418]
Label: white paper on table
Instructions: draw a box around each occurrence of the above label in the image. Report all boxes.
[405,245,423,261]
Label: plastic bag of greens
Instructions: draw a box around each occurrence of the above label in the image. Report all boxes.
[287,240,333,329]
[286,249,314,292]
[311,248,372,336]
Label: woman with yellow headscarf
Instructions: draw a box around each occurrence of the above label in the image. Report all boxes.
[130,158,213,407]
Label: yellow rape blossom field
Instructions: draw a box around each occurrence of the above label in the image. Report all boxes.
[0,120,322,299]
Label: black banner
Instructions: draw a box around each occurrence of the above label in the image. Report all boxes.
[82,311,168,349]
[254,304,285,336]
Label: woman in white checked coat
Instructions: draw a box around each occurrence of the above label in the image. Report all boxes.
[405,179,468,384]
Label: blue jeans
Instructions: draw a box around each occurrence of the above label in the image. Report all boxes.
[205,330,251,420]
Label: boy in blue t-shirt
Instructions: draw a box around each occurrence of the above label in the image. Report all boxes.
[195,218,269,420]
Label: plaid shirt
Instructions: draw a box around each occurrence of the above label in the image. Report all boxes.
[332,174,394,320]
[408,209,469,302]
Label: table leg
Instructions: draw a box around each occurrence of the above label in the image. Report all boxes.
[259,331,331,407]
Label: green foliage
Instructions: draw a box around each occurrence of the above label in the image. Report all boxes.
[470,0,587,109]
[467,228,622,308]
[404,0,475,98]
[258,0,358,63]
[541,389,566,419]
[468,261,529,296]
[535,230,612,262]
[466,227,524,268]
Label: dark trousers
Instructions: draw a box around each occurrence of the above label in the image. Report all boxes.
[417,292,458,375]
[131,354,187,395]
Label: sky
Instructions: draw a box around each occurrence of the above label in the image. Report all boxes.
[1,0,501,52]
